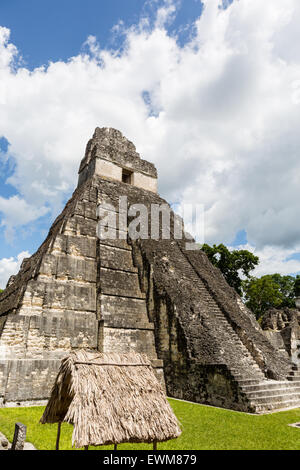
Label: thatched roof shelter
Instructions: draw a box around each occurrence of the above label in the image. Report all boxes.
[40,350,181,449]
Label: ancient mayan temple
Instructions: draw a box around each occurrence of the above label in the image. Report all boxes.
[0,127,300,413]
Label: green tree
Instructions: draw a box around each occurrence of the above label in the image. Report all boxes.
[201,243,259,295]
[270,274,296,308]
[294,275,300,297]
[242,276,283,319]
[242,274,297,319]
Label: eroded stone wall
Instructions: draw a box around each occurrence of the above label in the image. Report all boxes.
[0,156,164,403]
[96,197,164,384]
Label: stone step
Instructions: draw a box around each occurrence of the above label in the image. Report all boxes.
[249,393,300,405]
[99,238,132,251]
[240,380,300,392]
[287,371,300,377]
[253,399,300,412]
[231,362,260,367]
[104,320,155,331]
[99,244,138,273]
[238,379,268,386]
[231,367,263,374]
[230,358,262,367]
[199,279,268,378]
[245,387,300,399]
[232,374,265,381]
[286,379,300,385]
[231,367,264,374]
[100,268,146,299]
[150,359,164,368]
[231,365,264,372]
[234,377,266,383]
[100,263,138,274]
[232,375,264,383]
[100,294,148,318]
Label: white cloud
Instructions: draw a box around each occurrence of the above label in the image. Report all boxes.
[0,251,30,289]
[0,0,300,280]
[0,26,18,70]
[0,195,49,242]
[233,243,300,278]
[154,0,179,28]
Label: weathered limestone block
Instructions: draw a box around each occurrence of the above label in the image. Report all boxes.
[263,330,289,358]
[19,281,46,314]
[262,308,300,364]
[63,215,96,237]
[100,294,148,323]
[26,312,98,357]
[0,313,99,360]
[0,359,61,404]
[55,255,97,283]
[52,234,97,259]
[132,171,157,193]
[99,245,137,272]
[39,254,57,277]
[42,282,96,311]
[99,268,144,298]
[0,316,29,358]
[103,327,157,357]
[74,200,97,220]
[98,235,131,252]
[97,208,128,234]
[95,159,122,183]
[98,192,128,210]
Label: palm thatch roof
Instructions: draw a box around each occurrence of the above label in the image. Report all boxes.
[40,350,181,448]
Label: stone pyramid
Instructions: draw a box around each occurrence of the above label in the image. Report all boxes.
[0,128,298,412]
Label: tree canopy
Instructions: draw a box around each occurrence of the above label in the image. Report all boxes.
[294,275,300,297]
[201,243,259,296]
[202,244,300,320]
[242,274,297,320]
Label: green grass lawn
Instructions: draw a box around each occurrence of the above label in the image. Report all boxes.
[1,399,300,450]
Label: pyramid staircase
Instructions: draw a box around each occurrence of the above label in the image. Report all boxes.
[182,263,300,413]
[234,366,300,413]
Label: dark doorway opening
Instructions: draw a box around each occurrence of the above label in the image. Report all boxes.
[122,169,133,184]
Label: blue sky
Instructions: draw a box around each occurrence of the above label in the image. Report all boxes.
[0,0,300,287]
[1,0,204,69]
[1,0,144,69]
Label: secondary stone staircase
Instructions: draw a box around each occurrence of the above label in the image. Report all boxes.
[237,366,300,413]
[190,274,265,375]
[187,266,300,413]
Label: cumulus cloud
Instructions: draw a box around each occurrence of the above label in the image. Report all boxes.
[0,251,30,289]
[154,0,179,28]
[0,0,300,279]
[0,195,49,242]
[234,243,300,278]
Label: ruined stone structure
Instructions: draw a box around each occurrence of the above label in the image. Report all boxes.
[1,127,300,412]
[262,308,300,365]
